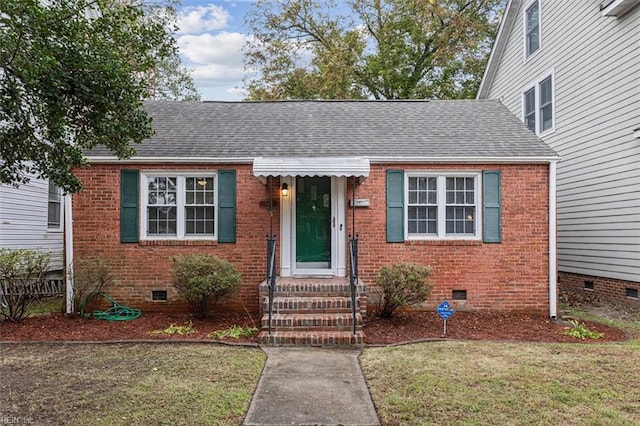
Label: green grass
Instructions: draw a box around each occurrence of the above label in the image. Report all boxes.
[361,341,639,425]
[27,296,64,316]
[564,306,640,343]
[361,309,640,425]
[0,343,266,425]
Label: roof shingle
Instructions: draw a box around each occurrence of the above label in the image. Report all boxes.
[86,99,558,160]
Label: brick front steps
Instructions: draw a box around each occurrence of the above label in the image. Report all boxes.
[258,277,366,347]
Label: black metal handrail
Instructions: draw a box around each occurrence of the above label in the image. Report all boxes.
[266,235,277,335]
[349,234,359,335]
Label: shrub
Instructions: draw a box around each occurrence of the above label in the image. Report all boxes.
[0,249,50,322]
[374,262,433,318]
[72,255,114,315]
[172,254,242,319]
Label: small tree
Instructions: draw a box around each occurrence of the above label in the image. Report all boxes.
[374,262,433,318]
[72,255,114,316]
[0,249,50,322]
[172,254,242,319]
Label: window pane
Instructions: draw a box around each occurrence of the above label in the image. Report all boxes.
[446,206,476,235]
[408,206,436,236]
[147,206,176,236]
[409,177,417,191]
[541,104,553,132]
[428,178,437,191]
[409,192,417,204]
[526,1,540,56]
[48,202,61,227]
[185,206,214,236]
[48,181,62,228]
[539,76,553,132]
[540,76,552,104]
[524,88,536,132]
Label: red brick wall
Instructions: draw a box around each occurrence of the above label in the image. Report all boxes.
[72,162,551,315]
[347,164,551,313]
[72,164,281,314]
[559,272,640,308]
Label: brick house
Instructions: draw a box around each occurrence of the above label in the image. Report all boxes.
[72,99,559,345]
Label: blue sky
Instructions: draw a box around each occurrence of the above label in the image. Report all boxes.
[175,1,254,101]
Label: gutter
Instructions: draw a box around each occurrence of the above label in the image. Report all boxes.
[64,194,74,314]
[548,160,558,319]
[87,155,560,165]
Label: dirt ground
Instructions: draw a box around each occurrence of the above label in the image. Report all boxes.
[1,294,635,345]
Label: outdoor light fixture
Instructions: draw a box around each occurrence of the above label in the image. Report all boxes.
[281,183,289,197]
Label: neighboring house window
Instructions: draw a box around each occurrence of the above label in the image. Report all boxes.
[406,174,479,239]
[522,71,554,135]
[142,173,216,239]
[47,180,62,229]
[524,0,541,58]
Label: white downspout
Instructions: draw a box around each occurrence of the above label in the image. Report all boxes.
[64,194,74,314]
[549,160,558,319]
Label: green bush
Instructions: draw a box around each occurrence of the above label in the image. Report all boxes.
[172,254,242,319]
[0,249,50,322]
[374,262,433,318]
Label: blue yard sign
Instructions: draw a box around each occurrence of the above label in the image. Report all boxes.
[436,300,455,336]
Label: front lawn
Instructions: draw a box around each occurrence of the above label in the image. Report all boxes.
[0,343,265,425]
[361,340,639,425]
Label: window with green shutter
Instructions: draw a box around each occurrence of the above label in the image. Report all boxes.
[217,170,236,243]
[387,170,501,242]
[386,170,405,242]
[121,170,140,243]
[482,170,501,243]
[135,170,236,242]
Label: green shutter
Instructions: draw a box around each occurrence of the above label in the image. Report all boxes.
[386,169,405,243]
[120,170,139,243]
[217,170,236,243]
[483,170,501,243]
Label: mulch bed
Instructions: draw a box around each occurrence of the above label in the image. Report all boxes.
[0,310,628,345]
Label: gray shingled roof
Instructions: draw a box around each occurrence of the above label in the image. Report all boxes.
[86,99,558,160]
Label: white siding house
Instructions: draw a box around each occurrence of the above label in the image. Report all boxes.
[478,0,640,304]
[0,178,65,277]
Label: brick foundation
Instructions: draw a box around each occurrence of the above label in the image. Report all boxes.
[559,272,640,308]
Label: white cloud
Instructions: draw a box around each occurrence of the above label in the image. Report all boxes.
[176,4,230,34]
[178,32,247,67]
[190,63,246,85]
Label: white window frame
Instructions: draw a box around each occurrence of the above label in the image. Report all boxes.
[405,172,482,241]
[523,0,541,60]
[140,171,218,240]
[522,69,555,136]
[47,179,63,231]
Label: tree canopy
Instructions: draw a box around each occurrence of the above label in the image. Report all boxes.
[243,0,505,101]
[0,0,199,193]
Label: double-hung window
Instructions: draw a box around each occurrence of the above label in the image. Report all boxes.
[524,0,541,58]
[47,180,62,230]
[143,173,216,239]
[407,173,480,239]
[522,71,554,135]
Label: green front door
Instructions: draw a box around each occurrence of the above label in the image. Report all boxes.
[296,176,331,269]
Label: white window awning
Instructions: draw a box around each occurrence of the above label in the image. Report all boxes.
[253,157,370,180]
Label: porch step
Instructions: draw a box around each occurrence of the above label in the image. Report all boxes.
[265,296,354,314]
[258,330,365,347]
[261,313,362,331]
[271,280,353,297]
[258,277,368,347]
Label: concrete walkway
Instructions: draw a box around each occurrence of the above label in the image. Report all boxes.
[243,347,380,426]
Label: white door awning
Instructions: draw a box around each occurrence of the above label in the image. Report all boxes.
[253,157,370,180]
